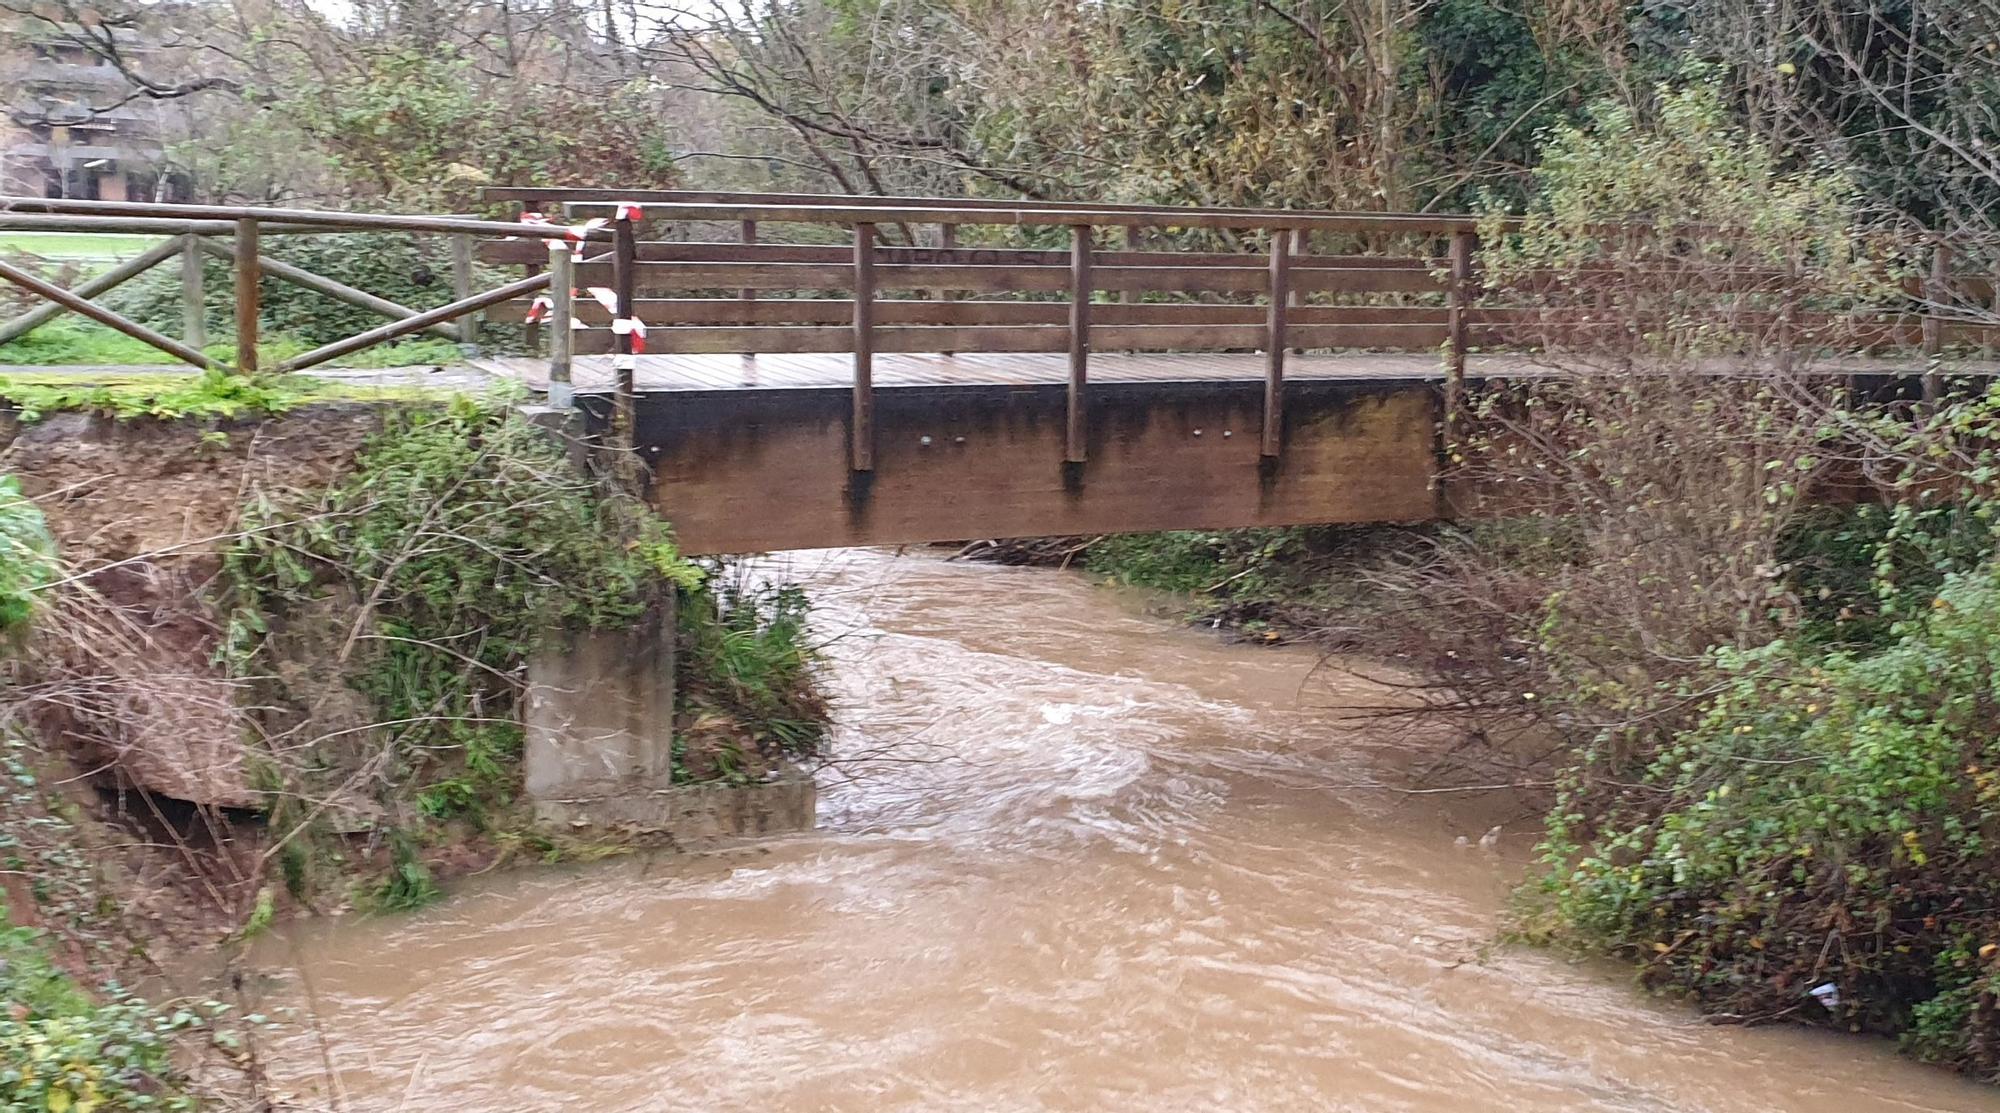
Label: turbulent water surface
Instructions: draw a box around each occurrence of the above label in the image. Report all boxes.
[256,549,2000,1112]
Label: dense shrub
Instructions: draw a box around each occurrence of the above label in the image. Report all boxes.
[0,740,206,1111]
[1087,528,1317,597]
[1538,554,2000,1073]
[678,577,827,769]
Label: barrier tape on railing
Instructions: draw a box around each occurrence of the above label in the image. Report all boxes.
[524,295,554,324]
[587,287,618,313]
[508,204,635,245]
[612,316,648,354]
[503,211,550,241]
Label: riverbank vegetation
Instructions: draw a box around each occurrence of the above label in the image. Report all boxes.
[0,395,828,1103]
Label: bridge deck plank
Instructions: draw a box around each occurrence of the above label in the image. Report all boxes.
[474,350,1533,392]
[474,349,2000,394]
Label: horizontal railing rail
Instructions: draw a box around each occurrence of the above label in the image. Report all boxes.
[0,197,613,242]
[485,185,1490,233]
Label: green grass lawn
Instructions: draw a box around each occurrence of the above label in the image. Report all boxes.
[0,231,167,261]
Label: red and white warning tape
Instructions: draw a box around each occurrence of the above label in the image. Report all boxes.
[512,201,641,244]
[612,316,648,353]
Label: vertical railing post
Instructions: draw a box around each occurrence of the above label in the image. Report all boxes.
[1445,228,1476,448]
[451,232,477,344]
[1263,226,1292,458]
[1288,226,1306,354]
[522,197,547,353]
[1068,224,1093,464]
[611,213,638,453]
[1924,240,1951,400]
[939,222,958,357]
[548,241,574,409]
[179,233,205,351]
[233,218,259,376]
[851,222,876,472]
[1118,225,1138,307]
[739,219,758,307]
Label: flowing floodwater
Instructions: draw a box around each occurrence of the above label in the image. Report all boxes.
[255,549,2000,1112]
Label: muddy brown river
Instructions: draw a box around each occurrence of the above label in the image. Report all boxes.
[255,549,2000,1111]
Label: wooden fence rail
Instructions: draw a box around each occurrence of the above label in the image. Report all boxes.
[0,197,603,374]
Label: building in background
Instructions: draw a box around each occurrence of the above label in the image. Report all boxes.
[2,25,174,200]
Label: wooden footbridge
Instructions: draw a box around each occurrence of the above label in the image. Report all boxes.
[3,190,1992,554]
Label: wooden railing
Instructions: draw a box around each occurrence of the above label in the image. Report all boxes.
[6,192,1995,473]
[480,188,1504,468]
[479,188,2000,470]
[0,197,607,375]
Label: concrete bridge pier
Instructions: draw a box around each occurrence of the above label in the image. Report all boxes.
[522,597,679,828]
[519,571,819,841]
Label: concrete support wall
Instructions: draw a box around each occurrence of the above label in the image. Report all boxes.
[520,589,820,842]
[523,597,677,823]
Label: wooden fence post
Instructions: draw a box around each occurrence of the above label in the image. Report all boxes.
[611,213,638,452]
[1263,227,1292,458]
[939,222,958,357]
[548,242,574,408]
[1289,226,1306,355]
[852,222,876,471]
[1924,240,1951,400]
[180,234,205,350]
[1445,228,1475,447]
[452,233,477,344]
[522,197,546,353]
[1068,224,1093,464]
[234,218,259,375]
[740,219,758,308]
[1118,225,1138,308]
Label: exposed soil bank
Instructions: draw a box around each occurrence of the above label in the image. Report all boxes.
[0,400,828,1107]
